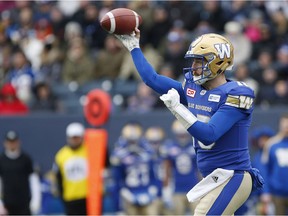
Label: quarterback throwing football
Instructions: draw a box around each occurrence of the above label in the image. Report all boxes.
[115,29,264,215]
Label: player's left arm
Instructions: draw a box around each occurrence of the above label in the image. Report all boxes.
[160,86,254,145]
[188,105,249,145]
[189,86,254,145]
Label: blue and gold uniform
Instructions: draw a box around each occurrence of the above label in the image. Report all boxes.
[184,77,254,176]
[129,41,263,214]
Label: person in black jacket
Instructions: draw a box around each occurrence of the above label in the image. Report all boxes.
[0,130,41,215]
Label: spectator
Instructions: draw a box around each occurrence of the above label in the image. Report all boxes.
[38,35,64,83]
[223,21,252,66]
[61,37,94,86]
[0,23,13,87]
[244,9,264,43]
[256,67,279,106]
[94,35,125,80]
[49,5,67,41]
[146,5,172,49]
[232,63,259,96]
[0,130,41,215]
[249,49,276,82]
[119,43,163,81]
[268,8,288,43]
[127,1,154,42]
[275,44,288,80]
[165,1,201,31]
[6,49,35,104]
[63,21,83,47]
[274,80,288,105]
[199,1,230,32]
[80,3,107,52]
[53,122,88,215]
[159,26,189,80]
[30,81,62,113]
[0,83,28,115]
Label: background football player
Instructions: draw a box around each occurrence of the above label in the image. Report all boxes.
[110,122,159,215]
[115,29,264,215]
[261,113,288,215]
[144,126,168,215]
[162,120,199,215]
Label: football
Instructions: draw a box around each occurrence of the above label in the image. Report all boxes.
[100,8,142,35]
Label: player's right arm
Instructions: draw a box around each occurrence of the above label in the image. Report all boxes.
[115,30,187,104]
[131,48,184,95]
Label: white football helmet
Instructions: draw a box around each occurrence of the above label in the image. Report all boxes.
[184,33,234,85]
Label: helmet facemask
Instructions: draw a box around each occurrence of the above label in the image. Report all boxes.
[184,54,217,85]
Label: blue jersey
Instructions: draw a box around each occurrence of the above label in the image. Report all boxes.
[151,151,165,198]
[110,138,157,207]
[131,48,254,177]
[184,76,254,176]
[163,140,198,193]
[264,137,288,197]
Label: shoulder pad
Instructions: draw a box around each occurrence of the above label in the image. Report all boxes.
[225,82,255,110]
[184,72,191,80]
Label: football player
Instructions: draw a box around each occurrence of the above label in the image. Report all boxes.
[261,114,288,215]
[162,120,199,215]
[110,122,159,215]
[115,30,264,215]
[144,126,167,215]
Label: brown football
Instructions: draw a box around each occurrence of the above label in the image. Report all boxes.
[100,8,142,35]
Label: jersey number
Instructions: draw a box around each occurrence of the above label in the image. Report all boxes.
[193,114,215,150]
[125,164,149,187]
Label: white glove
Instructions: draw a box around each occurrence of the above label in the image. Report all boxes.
[159,88,180,109]
[114,32,140,52]
[160,88,197,129]
[29,173,41,215]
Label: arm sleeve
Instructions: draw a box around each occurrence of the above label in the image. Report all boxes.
[187,105,248,145]
[131,48,187,105]
[29,173,41,214]
[52,162,64,199]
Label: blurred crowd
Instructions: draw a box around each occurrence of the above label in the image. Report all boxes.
[0,0,287,115]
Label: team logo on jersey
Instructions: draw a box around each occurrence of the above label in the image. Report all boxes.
[200,90,207,95]
[225,95,254,109]
[208,94,221,102]
[187,88,196,97]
